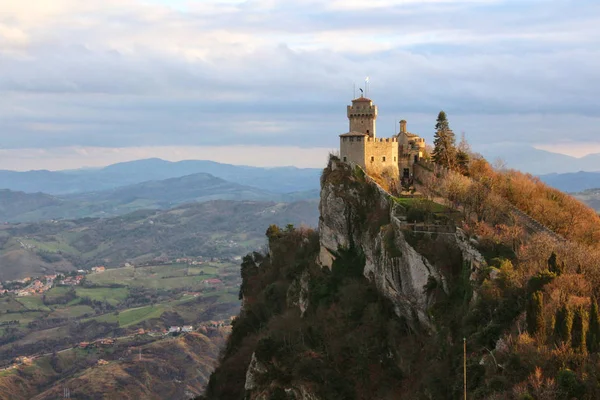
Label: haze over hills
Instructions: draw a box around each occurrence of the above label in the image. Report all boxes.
[538,171,600,193]
[0,158,322,195]
[476,144,600,175]
[0,172,319,223]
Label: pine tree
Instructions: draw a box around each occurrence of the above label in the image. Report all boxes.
[526,291,545,337]
[572,306,588,353]
[587,298,600,353]
[554,304,573,346]
[431,111,456,169]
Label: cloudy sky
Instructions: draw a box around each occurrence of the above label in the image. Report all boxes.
[1,0,599,170]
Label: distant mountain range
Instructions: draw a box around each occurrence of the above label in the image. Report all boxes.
[0,158,322,195]
[476,144,600,175]
[3,156,600,222]
[0,172,319,223]
[538,171,600,193]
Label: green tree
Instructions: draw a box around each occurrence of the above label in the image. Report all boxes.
[554,304,573,346]
[431,111,457,169]
[526,291,545,337]
[588,298,600,353]
[571,306,587,353]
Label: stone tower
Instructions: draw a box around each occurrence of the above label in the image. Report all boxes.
[347,97,377,138]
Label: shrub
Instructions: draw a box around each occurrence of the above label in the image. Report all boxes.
[556,368,584,399]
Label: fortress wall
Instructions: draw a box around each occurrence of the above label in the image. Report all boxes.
[340,138,366,168]
[364,138,399,176]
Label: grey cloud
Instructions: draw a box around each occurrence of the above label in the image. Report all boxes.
[0,0,599,154]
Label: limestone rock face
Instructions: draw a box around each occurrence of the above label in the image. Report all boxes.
[245,352,322,400]
[318,159,485,329]
[245,353,268,392]
[286,268,311,316]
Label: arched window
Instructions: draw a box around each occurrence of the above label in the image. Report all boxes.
[382,156,386,162]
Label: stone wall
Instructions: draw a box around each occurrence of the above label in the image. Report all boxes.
[340,137,366,168]
[364,137,399,176]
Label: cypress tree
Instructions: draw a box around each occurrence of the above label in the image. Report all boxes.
[431,111,456,169]
[547,252,563,275]
[587,298,600,353]
[554,304,573,346]
[526,291,545,337]
[572,306,588,353]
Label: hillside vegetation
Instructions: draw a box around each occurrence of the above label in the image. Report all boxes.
[0,331,227,400]
[202,156,600,400]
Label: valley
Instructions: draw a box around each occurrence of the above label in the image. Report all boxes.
[0,173,319,398]
[0,260,239,399]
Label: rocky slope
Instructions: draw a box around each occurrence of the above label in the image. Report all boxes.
[200,158,496,399]
[318,159,486,330]
[201,156,600,399]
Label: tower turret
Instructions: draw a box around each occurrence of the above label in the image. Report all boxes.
[347,97,377,138]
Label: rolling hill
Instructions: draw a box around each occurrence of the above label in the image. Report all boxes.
[0,199,319,281]
[0,172,319,223]
[0,158,321,195]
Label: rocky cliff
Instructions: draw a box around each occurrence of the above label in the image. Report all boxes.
[200,156,499,400]
[318,158,486,330]
[202,155,595,400]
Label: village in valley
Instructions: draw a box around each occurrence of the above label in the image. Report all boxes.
[0,255,241,377]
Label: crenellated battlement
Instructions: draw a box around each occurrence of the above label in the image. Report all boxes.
[366,137,397,143]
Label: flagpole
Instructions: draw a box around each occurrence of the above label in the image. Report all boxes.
[464,337,467,400]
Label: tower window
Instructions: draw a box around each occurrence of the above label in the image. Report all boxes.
[382,156,386,162]
[394,157,397,162]
[371,156,374,162]
[343,157,347,162]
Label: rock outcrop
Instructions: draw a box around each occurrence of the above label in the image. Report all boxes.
[318,158,485,329]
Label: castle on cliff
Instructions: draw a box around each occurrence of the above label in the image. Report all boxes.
[339,96,426,179]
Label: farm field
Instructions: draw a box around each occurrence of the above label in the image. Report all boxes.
[0,261,241,364]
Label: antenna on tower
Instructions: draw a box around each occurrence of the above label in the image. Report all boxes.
[365,76,370,97]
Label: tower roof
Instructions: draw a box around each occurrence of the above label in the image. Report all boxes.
[352,97,372,103]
